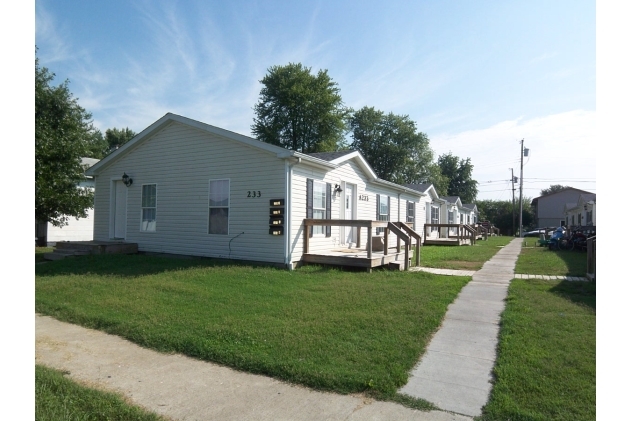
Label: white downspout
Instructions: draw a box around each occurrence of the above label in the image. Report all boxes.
[284,157,301,269]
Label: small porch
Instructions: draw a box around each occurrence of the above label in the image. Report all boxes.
[302,219,422,271]
[44,240,138,261]
[423,223,478,246]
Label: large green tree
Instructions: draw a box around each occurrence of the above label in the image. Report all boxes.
[252,63,348,153]
[437,152,478,203]
[36,55,97,236]
[105,127,136,151]
[348,106,434,185]
[476,198,534,235]
[539,184,570,196]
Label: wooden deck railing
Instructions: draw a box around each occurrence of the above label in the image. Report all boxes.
[423,223,473,245]
[302,219,422,269]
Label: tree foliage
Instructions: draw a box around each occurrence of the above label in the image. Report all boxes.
[252,63,348,153]
[437,152,478,203]
[348,106,434,185]
[540,184,570,196]
[476,198,534,235]
[105,127,136,151]
[35,54,96,227]
[84,130,108,159]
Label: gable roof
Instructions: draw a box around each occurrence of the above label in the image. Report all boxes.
[441,196,463,207]
[532,187,595,204]
[84,113,422,197]
[462,203,478,212]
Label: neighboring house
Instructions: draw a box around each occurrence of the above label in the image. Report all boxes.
[564,193,596,227]
[441,196,463,236]
[405,183,445,239]
[460,203,478,225]
[42,157,99,244]
[85,113,432,269]
[531,187,596,228]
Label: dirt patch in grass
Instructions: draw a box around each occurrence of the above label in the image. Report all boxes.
[440,261,481,270]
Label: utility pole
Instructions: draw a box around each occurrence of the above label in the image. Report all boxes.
[518,139,527,237]
[510,168,516,236]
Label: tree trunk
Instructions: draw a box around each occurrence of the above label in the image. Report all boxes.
[35,220,48,246]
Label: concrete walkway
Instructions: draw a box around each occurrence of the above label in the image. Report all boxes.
[413,266,588,282]
[399,238,523,417]
[36,315,472,421]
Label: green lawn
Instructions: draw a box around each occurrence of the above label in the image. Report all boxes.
[420,236,513,270]
[515,241,586,276]
[36,247,53,263]
[35,254,469,405]
[36,365,166,421]
[479,279,595,421]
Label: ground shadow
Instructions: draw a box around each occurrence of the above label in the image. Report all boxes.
[549,280,596,310]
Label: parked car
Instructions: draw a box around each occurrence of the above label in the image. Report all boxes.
[523,227,556,237]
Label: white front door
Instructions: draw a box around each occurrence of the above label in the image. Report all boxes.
[113,181,127,239]
[344,184,356,245]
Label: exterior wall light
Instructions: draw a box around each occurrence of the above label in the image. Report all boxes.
[122,172,133,187]
[334,184,343,195]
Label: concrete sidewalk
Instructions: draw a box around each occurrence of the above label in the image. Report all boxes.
[399,238,523,417]
[36,314,472,421]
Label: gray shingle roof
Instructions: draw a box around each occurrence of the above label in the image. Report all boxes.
[441,196,460,204]
[462,203,476,210]
[405,183,433,193]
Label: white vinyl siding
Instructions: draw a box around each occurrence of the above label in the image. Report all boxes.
[141,184,157,232]
[209,179,230,235]
[91,121,286,263]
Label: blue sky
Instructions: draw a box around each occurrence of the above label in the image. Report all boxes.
[35,0,596,200]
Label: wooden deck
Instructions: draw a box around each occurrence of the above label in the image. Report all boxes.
[303,247,410,270]
[302,219,422,271]
[424,238,472,246]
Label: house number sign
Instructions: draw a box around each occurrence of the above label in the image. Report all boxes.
[247,191,261,198]
[358,194,369,201]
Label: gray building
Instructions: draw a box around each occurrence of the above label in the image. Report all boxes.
[531,187,595,228]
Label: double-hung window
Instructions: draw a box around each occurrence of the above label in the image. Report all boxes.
[209,179,229,235]
[141,184,157,232]
[312,181,327,236]
[376,194,389,234]
[406,201,415,229]
[431,206,439,232]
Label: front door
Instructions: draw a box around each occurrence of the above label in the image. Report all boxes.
[344,184,356,245]
[113,181,127,239]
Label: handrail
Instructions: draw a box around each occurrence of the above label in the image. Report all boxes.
[395,222,422,267]
[387,222,409,270]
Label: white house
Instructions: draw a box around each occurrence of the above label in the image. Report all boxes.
[460,203,478,225]
[405,183,445,239]
[45,157,99,243]
[564,193,596,227]
[85,113,432,269]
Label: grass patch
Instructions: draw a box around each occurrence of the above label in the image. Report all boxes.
[35,254,469,402]
[420,236,513,270]
[36,364,166,421]
[36,247,53,263]
[479,279,595,421]
[515,242,586,276]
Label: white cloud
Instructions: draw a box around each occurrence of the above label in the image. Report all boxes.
[430,110,596,201]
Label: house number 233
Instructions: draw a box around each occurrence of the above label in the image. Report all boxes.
[247,191,261,198]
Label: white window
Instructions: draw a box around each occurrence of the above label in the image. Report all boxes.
[209,179,229,235]
[407,201,415,227]
[377,195,389,234]
[448,210,454,224]
[313,181,327,235]
[431,206,439,232]
[141,184,157,232]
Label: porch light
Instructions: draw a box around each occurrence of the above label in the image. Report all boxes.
[334,184,343,195]
[122,172,133,187]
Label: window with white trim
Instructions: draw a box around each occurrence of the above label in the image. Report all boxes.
[377,195,389,234]
[407,201,415,229]
[313,181,327,235]
[431,206,439,232]
[208,179,229,235]
[141,184,157,232]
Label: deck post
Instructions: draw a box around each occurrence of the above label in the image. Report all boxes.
[357,226,361,249]
[367,224,373,259]
[404,243,409,270]
[304,221,310,254]
[384,225,389,255]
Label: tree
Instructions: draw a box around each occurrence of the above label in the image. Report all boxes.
[476,198,534,235]
[252,63,348,153]
[36,54,97,243]
[105,127,136,151]
[84,129,108,159]
[540,184,570,196]
[348,106,434,185]
[437,152,478,203]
